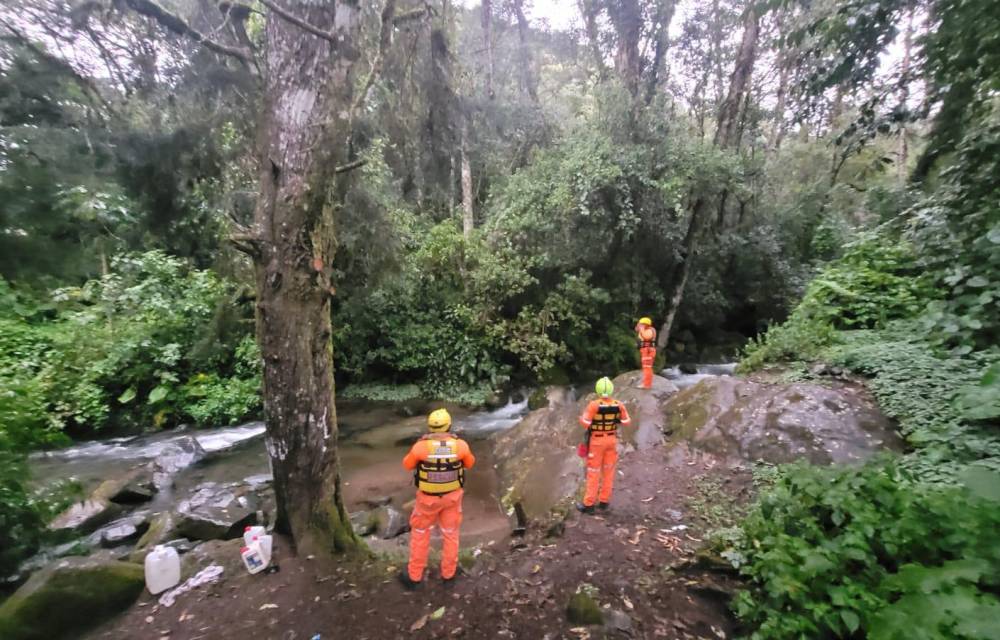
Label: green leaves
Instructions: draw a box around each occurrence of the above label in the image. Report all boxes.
[734,464,1000,640]
[956,363,1000,422]
[147,385,169,405]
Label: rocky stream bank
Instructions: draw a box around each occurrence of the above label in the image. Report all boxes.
[1,366,902,639]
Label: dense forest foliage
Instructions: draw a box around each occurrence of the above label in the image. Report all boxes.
[1,0,998,636]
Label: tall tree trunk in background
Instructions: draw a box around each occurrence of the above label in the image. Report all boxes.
[481,0,494,99]
[250,0,367,555]
[770,10,790,149]
[461,117,474,238]
[897,9,913,185]
[513,0,539,104]
[644,0,677,106]
[579,0,607,78]
[658,3,759,348]
[606,0,643,103]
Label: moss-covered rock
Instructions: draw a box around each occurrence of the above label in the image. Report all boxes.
[566,590,604,625]
[0,557,144,640]
[527,388,549,410]
[129,510,178,561]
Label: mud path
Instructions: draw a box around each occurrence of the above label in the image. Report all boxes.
[88,437,748,640]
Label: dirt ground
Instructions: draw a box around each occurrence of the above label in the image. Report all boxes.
[87,442,750,640]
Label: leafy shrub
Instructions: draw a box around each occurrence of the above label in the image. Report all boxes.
[732,462,1000,640]
[907,114,1000,353]
[0,252,259,438]
[739,316,838,372]
[825,327,1000,480]
[0,451,44,578]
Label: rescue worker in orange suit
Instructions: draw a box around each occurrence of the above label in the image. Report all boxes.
[576,377,632,514]
[635,317,657,389]
[399,408,476,589]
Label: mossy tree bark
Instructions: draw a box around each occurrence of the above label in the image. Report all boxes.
[249,0,364,556]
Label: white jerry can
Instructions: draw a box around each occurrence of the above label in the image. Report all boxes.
[144,545,181,595]
[243,525,266,546]
[251,534,273,566]
[241,542,269,574]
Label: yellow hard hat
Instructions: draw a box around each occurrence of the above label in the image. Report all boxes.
[427,408,452,432]
[638,317,652,326]
[595,376,614,397]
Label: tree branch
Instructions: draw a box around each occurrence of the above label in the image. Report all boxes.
[257,0,339,44]
[350,0,398,122]
[334,159,366,174]
[120,0,254,65]
[0,18,115,116]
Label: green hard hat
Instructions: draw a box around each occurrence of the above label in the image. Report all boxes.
[595,376,614,397]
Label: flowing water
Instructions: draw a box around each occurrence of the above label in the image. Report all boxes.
[661,363,737,390]
[28,397,530,545]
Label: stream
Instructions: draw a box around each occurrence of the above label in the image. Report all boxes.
[28,397,530,552]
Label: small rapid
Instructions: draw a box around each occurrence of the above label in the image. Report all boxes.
[661,363,737,390]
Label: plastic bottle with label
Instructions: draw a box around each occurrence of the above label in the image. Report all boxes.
[145,545,181,594]
[241,542,268,574]
[243,525,266,546]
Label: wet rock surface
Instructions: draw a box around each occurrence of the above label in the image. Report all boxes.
[664,376,902,464]
[151,436,206,489]
[174,483,259,541]
[48,499,123,535]
[494,371,678,521]
[96,514,150,549]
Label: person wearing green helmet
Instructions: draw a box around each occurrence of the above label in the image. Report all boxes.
[576,376,632,514]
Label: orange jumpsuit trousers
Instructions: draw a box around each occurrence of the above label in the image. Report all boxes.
[584,432,619,506]
[640,346,656,389]
[407,489,463,581]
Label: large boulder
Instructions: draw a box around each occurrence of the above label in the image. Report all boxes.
[91,468,157,505]
[0,557,144,640]
[151,436,206,489]
[372,505,409,539]
[173,483,257,541]
[664,377,902,465]
[48,499,122,536]
[95,513,151,549]
[493,371,678,520]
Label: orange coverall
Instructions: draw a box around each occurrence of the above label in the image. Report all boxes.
[579,399,632,507]
[402,434,476,582]
[636,324,657,389]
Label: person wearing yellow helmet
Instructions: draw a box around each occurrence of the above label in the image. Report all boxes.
[399,408,476,589]
[576,377,632,514]
[635,317,658,389]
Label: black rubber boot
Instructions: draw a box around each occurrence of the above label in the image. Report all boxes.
[398,571,421,591]
[576,502,595,515]
[597,501,610,511]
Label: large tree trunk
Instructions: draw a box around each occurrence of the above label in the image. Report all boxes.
[606,0,643,102]
[658,3,760,349]
[251,0,362,555]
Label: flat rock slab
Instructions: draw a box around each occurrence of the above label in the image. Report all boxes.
[48,499,123,535]
[664,377,902,465]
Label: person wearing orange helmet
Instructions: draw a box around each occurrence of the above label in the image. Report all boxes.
[399,408,476,590]
[576,377,632,514]
[635,317,657,389]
